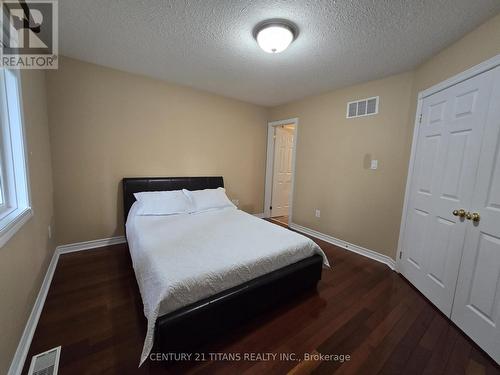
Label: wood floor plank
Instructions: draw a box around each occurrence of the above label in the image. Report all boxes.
[401,312,449,374]
[21,223,499,374]
[445,334,473,375]
[345,293,428,375]
[243,266,395,375]
[376,302,435,374]
[333,288,419,375]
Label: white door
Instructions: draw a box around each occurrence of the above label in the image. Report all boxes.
[451,66,500,363]
[271,126,294,217]
[401,71,494,316]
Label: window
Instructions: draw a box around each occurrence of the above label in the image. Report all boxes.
[346,96,379,118]
[0,68,31,247]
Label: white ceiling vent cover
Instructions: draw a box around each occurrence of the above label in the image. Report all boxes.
[346,96,379,118]
[28,346,61,375]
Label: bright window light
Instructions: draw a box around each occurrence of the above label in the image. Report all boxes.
[0,68,32,248]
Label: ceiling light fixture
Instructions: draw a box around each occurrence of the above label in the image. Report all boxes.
[254,19,298,54]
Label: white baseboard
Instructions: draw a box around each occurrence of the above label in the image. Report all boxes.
[253,212,265,218]
[8,235,126,375]
[56,236,126,254]
[289,223,397,271]
[8,248,60,375]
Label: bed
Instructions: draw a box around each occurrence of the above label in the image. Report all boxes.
[122,177,329,365]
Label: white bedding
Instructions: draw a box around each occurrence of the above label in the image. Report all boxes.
[126,204,329,365]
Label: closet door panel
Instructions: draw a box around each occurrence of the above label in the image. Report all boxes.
[401,70,494,316]
[452,66,500,364]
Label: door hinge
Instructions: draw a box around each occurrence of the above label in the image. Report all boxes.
[419,113,422,123]
[399,251,402,259]
[270,206,272,210]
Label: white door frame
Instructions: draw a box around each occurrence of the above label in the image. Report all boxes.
[264,117,299,226]
[396,53,500,273]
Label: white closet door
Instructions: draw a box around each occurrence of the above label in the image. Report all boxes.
[451,66,500,363]
[401,70,494,316]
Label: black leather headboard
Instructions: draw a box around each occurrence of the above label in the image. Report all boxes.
[122,176,224,221]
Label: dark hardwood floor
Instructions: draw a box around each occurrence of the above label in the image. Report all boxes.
[23,225,499,374]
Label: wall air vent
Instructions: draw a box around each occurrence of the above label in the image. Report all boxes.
[28,346,61,375]
[346,96,379,118]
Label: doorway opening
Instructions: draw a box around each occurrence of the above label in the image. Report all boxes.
[264,118,298,227]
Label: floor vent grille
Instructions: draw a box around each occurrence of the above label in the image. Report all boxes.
[28,346,61,375]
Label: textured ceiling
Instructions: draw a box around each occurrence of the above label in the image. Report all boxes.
[59,1,500,106]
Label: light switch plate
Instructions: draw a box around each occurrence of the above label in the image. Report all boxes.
[370,160,378,170]
[315,209,321,218]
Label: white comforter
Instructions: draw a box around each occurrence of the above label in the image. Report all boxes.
[126,204,329,365]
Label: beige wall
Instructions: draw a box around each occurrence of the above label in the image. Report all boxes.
[0,71,55,374]
[269,13,500,259]
[46,57,269,245]
[414,13,500,93]
[45,13,500,254]
[270,72,415,258]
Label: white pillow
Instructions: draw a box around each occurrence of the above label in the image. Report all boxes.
[183,187,236,213]
[134,190,192,216]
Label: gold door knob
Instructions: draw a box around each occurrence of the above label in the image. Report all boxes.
[453,209,466,218]
[469,212,480,222]
[465,212,472,220]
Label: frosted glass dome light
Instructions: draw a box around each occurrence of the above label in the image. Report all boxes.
[254,20,297,54]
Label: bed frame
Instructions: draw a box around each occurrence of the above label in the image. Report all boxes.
[122,177,324,353]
